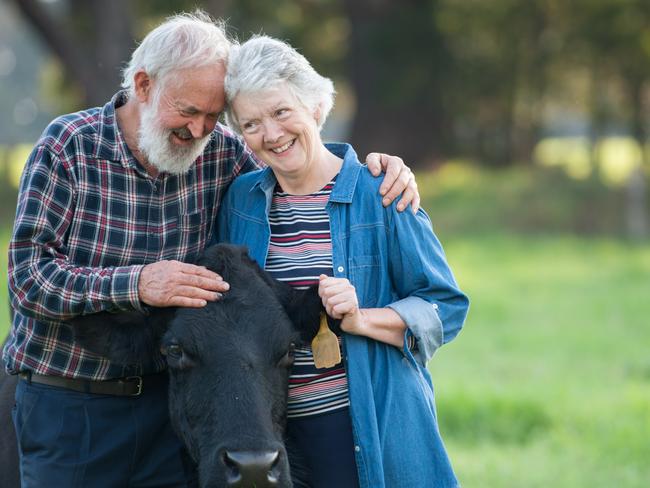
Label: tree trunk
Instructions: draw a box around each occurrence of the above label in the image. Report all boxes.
[87,0,134,104]
[343,0,449,168]
[12,0,134,107]
[625,77,648,239]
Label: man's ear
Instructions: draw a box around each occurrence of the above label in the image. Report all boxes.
[133,70,153,103]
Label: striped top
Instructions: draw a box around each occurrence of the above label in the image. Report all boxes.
[266,178,350,418]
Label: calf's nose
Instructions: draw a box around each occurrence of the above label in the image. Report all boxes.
[223,449,280,487]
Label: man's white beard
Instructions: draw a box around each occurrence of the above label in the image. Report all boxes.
[137,101,211,175]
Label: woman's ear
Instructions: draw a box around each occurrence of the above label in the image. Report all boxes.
[313,104,322,125]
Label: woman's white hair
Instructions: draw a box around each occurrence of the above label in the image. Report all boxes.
[224,35,335,133]
[122,10,231,96]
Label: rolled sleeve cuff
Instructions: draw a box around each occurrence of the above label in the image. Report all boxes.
[110,265,145,312]
[387,296,443,367]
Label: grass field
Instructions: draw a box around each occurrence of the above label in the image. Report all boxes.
[432,234,650,487]
[0,161,648,487]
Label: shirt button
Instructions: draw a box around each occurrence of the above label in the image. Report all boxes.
[337,266,344,273]
[354,445,361,452]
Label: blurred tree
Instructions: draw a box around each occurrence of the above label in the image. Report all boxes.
[564,0,650,238]
[8,0,650,202]
[224,0,346,79]
[11,0,134,107]
[342,0,451,167]
[437,0,556,166]
[10,0,232,108]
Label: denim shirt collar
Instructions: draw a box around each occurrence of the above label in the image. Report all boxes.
[249,142,363,201]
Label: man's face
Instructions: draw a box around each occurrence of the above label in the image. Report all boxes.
[138,63,227,174]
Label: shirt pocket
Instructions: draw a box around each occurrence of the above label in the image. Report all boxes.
[347,254,381,307]
[172,209,209,262]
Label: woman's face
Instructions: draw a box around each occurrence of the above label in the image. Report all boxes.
[232,84,321,182]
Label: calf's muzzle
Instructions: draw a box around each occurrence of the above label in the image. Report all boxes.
[223,449,281,487]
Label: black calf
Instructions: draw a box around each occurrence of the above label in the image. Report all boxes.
[160,244,325,487]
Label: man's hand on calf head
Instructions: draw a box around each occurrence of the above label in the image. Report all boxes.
[138,260,230,307]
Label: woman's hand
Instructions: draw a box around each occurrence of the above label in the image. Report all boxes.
[318,275,366,336]
[318,275,408,347]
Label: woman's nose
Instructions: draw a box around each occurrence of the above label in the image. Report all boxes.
[263,120,284,143]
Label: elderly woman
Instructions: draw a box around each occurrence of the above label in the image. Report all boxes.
[217,36,469,488]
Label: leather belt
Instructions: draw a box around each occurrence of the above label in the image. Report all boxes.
[19,370,168,397]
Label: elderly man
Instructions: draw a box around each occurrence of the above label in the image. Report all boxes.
[3,10,419,488]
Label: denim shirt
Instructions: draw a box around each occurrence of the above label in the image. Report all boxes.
[217,143,469,488]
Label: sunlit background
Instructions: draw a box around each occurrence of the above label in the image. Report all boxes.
[1,1,649,486]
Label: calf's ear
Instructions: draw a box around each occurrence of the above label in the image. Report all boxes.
[70,307,175,366]
[270,282,343,342]
[278,285,323,342]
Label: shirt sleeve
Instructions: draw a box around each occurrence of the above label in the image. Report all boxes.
[8,144,144,322]
[385,204,469,366]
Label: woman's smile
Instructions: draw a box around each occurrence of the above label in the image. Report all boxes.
[269,139,296,154]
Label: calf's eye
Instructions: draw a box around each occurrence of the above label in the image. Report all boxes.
[278,342,296,368]
[164,344,183,359]
[161,342,195,370]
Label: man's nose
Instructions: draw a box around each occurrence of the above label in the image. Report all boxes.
[188,115,216,139]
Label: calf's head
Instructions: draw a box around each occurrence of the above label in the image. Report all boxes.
[72,244,324,487]
[161,244,322,488]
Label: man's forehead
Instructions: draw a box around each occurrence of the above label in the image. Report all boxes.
[165,63,226,87]
[161,70,226,111]
[173,94,225,114]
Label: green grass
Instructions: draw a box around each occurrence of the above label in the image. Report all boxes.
[416,161,636,236]
[430,235,650,487]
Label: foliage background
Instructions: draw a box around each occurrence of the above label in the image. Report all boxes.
[0,0,649,486]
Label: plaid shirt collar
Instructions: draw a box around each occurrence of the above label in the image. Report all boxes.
[92,91,141,170]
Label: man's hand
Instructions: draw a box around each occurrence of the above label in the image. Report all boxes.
[365,153,420,213]
[138,260,230,307]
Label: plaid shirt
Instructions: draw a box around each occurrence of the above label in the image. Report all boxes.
[3,91,260,380]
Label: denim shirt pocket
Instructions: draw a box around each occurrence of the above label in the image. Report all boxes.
[348,254,381,307]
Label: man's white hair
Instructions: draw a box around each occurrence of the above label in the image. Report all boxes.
[224,35,335,133]
[122,10,231,96]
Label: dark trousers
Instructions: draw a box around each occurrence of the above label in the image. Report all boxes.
[12,375,197,488]
[286,407,360,488]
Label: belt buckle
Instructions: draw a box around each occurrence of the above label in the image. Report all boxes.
[125,376,143,396]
